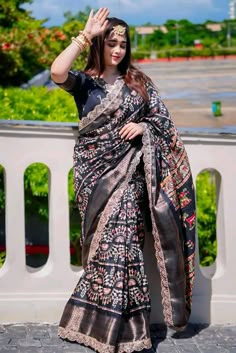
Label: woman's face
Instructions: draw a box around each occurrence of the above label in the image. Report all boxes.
[104,31,127,69]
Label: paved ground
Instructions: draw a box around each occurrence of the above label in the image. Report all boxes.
[1,323,236,353]
[140,59,236,129]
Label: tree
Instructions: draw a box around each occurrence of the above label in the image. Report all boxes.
[147,30,166,50]
[64,6,92,24]
[0,0,69,86]
[0,0,46,85]
[0,1,91,86]
[0,0,32,28]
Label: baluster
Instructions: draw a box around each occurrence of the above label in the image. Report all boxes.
[47,166,71,272]
[4,166,26,272]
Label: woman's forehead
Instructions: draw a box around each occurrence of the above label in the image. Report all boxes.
[106,32,127,42]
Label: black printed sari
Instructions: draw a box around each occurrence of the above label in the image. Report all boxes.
[55,71,196,353]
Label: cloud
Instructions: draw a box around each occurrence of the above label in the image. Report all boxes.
[116,0,214,17]
[23,0,63,23]
[23,0,229,26]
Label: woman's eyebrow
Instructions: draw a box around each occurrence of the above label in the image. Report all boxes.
[106,39,127,44]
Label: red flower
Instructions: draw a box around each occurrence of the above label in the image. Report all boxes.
[1,43,11,51]
[59,34,66,40]
[55,31,63,37]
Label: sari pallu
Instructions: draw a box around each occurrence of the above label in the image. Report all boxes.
[56,72,196,352]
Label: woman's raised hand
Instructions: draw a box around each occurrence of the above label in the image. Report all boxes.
[84,8,110,39]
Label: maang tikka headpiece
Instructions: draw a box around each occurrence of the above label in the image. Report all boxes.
[112,25,126,36]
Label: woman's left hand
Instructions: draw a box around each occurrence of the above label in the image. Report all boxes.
[119,122,144,141]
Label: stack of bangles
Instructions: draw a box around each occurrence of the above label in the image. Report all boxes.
[71,31,92,50]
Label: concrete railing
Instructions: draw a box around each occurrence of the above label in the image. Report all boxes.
[0,120,236,324]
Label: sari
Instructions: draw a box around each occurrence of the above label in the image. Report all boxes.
[55,71,196,353]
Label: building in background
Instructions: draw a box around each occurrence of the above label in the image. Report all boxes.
[206,23,222,32]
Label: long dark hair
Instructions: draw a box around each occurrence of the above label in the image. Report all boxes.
[84,17,151,101]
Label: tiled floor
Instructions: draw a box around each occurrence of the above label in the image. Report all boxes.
[1,323,236,352]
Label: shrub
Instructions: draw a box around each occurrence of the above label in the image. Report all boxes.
[0,86,78,122]
[196,170,217,266]
[131,51,150,60]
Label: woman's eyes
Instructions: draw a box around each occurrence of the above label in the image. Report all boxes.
[107,43,126,49]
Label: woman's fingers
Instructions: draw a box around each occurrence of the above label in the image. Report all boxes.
[100,7,109,18]
[126,131,139,140]
[94,7,109,21]
[85,7,109,36]
[120,127,137,140]
[88,9,94,20]
[119,122,132,135]
[98,8,110,24]
[101,19,109,32]
[119,125,134,138]
[93,8,103,19]
[119,123,143,140]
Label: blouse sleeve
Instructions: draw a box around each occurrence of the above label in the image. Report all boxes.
[52,70,85,96]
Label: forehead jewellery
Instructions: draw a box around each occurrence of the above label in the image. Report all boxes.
[112,25,126,36]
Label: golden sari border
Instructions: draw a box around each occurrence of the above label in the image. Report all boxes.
[58,326,115,353]
[58,304,152,353]
[87,149,143,264]
[79,79,124,131]
[58,326,152,353]
[117,338,152,353]
[141,123,174,327]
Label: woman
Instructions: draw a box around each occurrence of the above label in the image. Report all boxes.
[51,7,196,353]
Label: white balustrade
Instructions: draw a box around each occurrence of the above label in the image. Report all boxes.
[0,121,236,324]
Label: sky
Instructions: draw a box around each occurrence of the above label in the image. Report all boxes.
[23,0,231,27]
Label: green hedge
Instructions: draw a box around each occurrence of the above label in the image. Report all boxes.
[196,170,217,266]
[132,47,236,60]
[0,86,77,122]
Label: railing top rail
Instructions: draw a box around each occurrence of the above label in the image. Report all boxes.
[0,119,236,139]
[0,119,78,130]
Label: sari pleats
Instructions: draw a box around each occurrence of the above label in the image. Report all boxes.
[59,165,152,353]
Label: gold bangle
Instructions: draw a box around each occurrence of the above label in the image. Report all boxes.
[79,31,92,46]
[71,36,88,50]
[75,35,88,49]
[71,38,83,50]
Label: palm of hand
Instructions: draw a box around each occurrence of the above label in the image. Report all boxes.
[85,19,103,36]
[84,8,110,38]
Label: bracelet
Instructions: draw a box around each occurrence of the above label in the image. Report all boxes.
[79,31,92,46]
[72,36,87,49]
[71,36,88,51]
[71,37,84,50]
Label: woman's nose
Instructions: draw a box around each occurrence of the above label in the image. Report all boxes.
[114,45,121,53]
